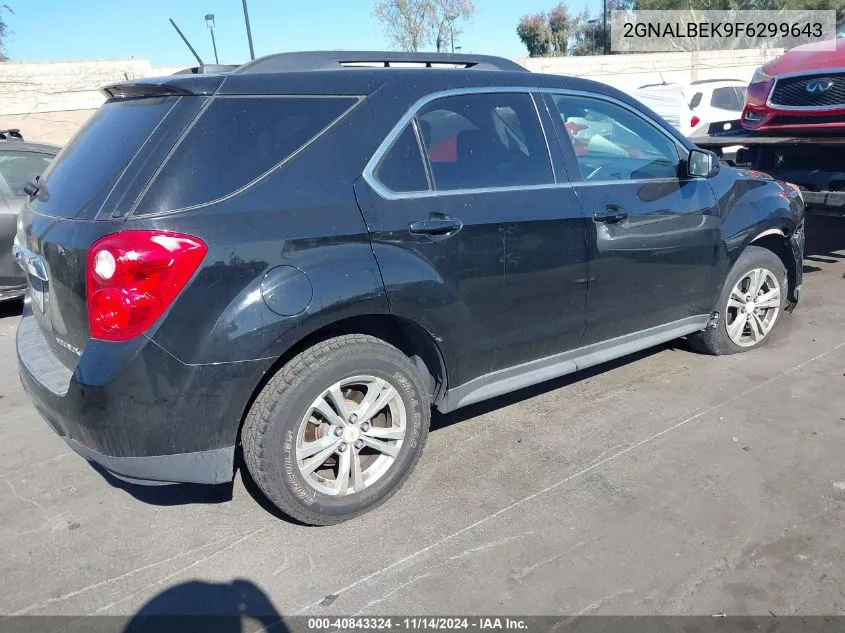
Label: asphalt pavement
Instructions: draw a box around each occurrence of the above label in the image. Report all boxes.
[1,216,844,619]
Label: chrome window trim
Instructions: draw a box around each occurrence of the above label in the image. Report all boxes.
[528,92,558,185]
[766,68,845,111]
[410,118,434,191]
[363,86,690,200]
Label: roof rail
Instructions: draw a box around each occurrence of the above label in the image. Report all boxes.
[172,64,240,75]
[235,51,527,74]
[0,129,23,140]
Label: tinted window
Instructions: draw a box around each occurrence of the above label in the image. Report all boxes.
[689,92,703,109]
[34,97,177,218]
[552,94,680,182]
[0,151,52,196]
[138,96,357,214]
[375,123,429,192]
[415,93,553,191]
[711,86,744,111]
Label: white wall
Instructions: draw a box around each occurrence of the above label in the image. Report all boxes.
[517,49,782,92]
[0,59,190,144]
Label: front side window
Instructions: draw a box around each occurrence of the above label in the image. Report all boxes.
[0,151,52,196]
[414,92,553,191]
[551,94,681,182]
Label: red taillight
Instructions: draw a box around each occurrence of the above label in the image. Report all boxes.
[87,231,207,341]
[690,115,701,128]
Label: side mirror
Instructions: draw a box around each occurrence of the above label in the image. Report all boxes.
[687,148,719,178]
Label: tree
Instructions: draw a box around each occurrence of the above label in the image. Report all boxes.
[373,0,433,52]
[516,13,553,57]
[0,4,13,62]
[569,10,605,55]
[431,0,476,52]
[548,4,577,54]
[373,0,476,52]
[516,3,578,57]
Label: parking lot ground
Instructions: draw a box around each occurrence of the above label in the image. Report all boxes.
[1,216,844,619]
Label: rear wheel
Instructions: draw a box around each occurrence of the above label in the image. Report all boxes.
[241,334,430,525]
[689,245,788,355]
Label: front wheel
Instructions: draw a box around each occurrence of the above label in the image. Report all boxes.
[241,334,430,525]
[689,245,788,355]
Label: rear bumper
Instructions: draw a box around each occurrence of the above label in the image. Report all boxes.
[17,307,272,485]
[64,437,233,486]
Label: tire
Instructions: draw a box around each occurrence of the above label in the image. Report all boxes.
[241,334,430,525]
[689,245,788,356]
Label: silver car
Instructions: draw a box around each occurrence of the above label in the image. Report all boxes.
[0,130,58,301]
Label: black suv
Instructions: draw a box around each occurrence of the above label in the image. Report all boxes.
[15,52,805,525]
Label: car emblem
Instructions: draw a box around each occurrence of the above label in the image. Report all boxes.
[805,79,834,94]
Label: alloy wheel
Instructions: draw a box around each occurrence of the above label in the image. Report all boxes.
[725,268,781,347]
[295,375,406,496]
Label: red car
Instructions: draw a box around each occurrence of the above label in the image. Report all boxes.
[742,37,845,131]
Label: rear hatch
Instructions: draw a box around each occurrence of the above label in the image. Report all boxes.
[16,81,214,368]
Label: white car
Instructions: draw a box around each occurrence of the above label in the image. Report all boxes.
[681,79,747,137]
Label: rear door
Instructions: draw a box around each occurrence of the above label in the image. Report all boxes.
[544,92,722,346]
[355,89,588,387]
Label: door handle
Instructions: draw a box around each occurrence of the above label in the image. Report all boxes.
[593,205,629,224]
[408,215,463,237]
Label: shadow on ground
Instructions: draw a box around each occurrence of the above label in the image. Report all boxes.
[803,214,845,275]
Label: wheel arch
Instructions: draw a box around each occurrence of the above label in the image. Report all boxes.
[746,227,799,306]
[234,313,448,448]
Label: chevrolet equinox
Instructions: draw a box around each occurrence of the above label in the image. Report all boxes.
[15,52,805,525]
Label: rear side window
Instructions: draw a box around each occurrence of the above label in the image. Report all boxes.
[415,92,553,191]
[34,98,177,218]
[711,87,744,111]
[0,151,52,196]
[137,96,358,214]
[689,92,703,109]
[375,123,429,193]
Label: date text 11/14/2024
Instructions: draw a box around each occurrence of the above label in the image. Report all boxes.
[307,617,529,631]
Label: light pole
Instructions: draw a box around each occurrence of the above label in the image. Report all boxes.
[602,0,609,55]
[205,14,219,64]
[242,0,256,61]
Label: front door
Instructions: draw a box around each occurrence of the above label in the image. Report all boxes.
[544,92,722,346]
[355,89,588,388]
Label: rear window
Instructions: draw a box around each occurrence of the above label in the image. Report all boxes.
[710,86,745,111]
[136,96,358,215]
[33,98,177,218]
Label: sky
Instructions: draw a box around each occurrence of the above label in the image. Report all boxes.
[3,0,603,66]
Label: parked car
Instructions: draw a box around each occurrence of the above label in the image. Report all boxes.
[15,51,805,525]
[0,130,58,301]
[742,37,845,131]
[631,83,686,131]
[682,79,747,137]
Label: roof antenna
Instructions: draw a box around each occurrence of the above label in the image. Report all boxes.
[169,18,205,67]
